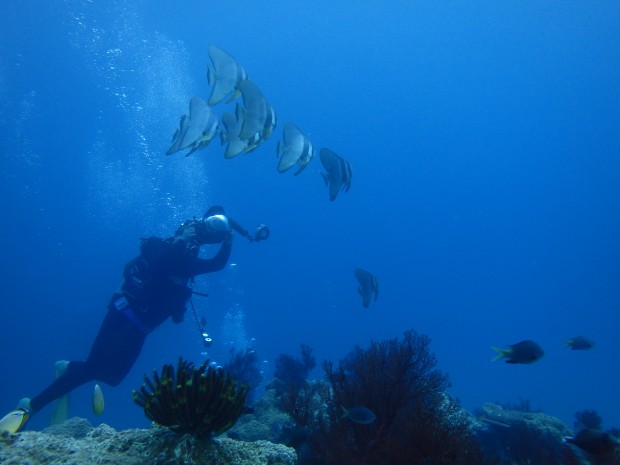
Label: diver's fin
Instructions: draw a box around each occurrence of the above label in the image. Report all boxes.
[0,408,29,434]
[51,360,70,425]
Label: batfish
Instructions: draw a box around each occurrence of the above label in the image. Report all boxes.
[166,96,219,156]
[276,122,314,175]
[220,111,255,158]
[207,45,247,105]
[355,268,379,308]
[236,79,276,144]
[320,148,352,201]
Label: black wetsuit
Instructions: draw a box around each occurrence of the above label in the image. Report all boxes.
[29,234,232,414]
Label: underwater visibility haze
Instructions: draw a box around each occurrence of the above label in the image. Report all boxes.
[1,0,620,438]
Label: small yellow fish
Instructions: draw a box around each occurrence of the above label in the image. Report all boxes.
[93,384,104,415]
[0,408,29,434]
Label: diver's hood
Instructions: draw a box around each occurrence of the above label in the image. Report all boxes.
[204,205,226,217]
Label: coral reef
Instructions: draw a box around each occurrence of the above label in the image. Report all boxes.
[274,343,316,391]
[271,343,319,434]
[574,410,604,431]
[0,417,296,465]
[279,329,483,465]
[475,403,587,465]
[497,397,543,413]
[227,389,295,442]
[223,348,264,402]
[133,357,248,436]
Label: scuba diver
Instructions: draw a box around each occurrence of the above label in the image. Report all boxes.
[0,206,269,434]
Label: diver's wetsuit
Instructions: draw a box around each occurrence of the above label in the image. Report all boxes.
[29,234,232,414]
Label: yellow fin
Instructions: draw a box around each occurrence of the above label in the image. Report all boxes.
[93,384,105,415]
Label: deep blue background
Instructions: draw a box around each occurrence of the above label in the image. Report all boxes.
[1,0,619,433]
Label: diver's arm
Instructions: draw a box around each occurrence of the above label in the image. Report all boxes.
[187,234,233,276]
[229,218,251,240]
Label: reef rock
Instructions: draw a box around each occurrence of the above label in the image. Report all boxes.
[228,388,293,442]
[474,403,588,465]
[0,417,296,465]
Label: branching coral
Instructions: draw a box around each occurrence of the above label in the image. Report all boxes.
[272,344,320,427]
[274,343,316,391]
[574,409,603,431]
[224,348,264,402]
[133,357,248,436]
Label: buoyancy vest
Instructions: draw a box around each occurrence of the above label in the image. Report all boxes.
[120,237,193,325]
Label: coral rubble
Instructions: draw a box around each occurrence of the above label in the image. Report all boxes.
[0,417,296,465]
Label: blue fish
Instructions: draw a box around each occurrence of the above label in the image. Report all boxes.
[342,406,376,425]
[492,340,544,364]
[563,336,595,350]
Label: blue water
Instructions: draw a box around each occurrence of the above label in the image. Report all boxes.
[1,1,619,433]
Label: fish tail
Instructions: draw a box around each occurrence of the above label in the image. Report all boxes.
[491,347,508,362]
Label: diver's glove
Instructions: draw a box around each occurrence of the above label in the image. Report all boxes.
[178,225,197,244]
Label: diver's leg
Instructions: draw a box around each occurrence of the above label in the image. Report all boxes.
[30,308,146,414]
[84,309,147,386]
[28,361,91,414]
